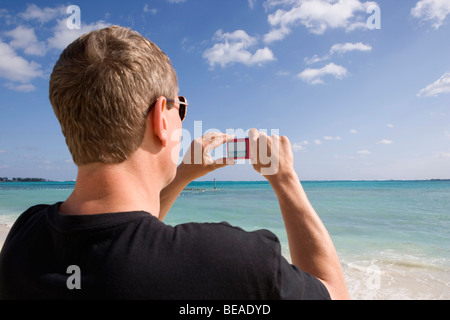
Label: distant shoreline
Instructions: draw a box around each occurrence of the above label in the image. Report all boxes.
[0,177,49,182]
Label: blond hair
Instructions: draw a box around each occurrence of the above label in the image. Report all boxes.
[49,25,178,165]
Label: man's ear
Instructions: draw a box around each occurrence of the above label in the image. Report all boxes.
[152,96,169,147]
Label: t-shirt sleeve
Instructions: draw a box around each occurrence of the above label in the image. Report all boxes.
[216,224,331,300]
[253,228,331,300]
[277,256,331,300]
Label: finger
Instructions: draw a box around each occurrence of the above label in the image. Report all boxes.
[258,132,271,164]
[224,133,236,143]
[203,132,229,142]
[248,128,259,164]
[202,154,214,165]
[248,128,259,143]
[203,133,228,153]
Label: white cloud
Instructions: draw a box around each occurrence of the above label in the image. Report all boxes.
[377,139,393,145]
[263,26,291,43]
[4,25,46,56]
[356,150,371,155]
[203,29,276,68]
[305,42,371,65]
[345,21,369,32]
[143,5,158,15]
[292,140,309,151]
[324,135,342,141]
[216,29,257,46]
[435,151,450,158]
[47,19,111,50]
[313,139,322,145]
[276,70,290,76]
[264,0,378,42]
[263,0,300,9]
[387,124,395,128]
[4,83,37,92]
[411,0,450,29]
[0,40,43,83]
[0,8,10,18]
[166,0,187,3]
[445,131,450,140]
[417,73,450,97]
[297,63,348,84]
[304,54,327,65]
[329,42,372,55]
[19,3,65,23]
[350,129,358,134]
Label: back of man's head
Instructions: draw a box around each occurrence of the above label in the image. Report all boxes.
[49,25,178,166]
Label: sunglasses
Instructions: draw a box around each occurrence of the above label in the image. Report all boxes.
[145,96,188,122]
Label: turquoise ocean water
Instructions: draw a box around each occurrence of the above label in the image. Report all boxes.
[1,180,449,299]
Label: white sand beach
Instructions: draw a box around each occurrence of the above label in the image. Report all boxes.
[0,225,9,252]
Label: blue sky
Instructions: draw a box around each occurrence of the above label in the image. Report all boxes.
[0,0,449,181]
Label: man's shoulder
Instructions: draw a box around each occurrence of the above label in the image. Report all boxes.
[8,204,52,234]
[20,203,51,218]
[1,204,51,245]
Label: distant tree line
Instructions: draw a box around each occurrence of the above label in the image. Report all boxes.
[0,177,48,182]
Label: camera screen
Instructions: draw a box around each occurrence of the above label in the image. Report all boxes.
[227,139,248,159]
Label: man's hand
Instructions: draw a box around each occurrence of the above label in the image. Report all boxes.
[178,132,236,183]
[248,128,295,182]
[159,132,234,221]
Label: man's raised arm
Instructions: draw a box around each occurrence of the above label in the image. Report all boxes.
[249,129,350,300]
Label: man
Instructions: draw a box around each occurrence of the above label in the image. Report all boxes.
[0,26,349,300]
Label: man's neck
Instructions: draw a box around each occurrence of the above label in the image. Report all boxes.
[59,160,163,218]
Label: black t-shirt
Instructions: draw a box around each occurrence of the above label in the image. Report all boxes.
[0,203,330,300]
